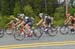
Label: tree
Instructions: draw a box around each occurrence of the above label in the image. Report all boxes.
[54,6,65,26]
[9,0,16,15]
[13,0,23,16]
[23,5,34,17]
[47,0,58,15]
[1,0,10,16]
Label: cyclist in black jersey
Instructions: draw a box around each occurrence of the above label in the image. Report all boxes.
[71,13,75,31]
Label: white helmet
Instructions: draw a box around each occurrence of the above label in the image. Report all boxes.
[44,16,48,18]
[39,13,44,18]
[18,14,25,19]
[25,16,29,19]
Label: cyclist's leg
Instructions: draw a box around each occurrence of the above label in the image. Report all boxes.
[16,21,25,31]
[15,20,22,26]
[8,20,15,28]
[25,22,32,31]
[25,22,33,36]
[42,21,48,28]
[42,21,50,31]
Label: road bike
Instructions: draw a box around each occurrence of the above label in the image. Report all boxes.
[14,26,42,41]
[34,25,58,37]
[59,24,75,35]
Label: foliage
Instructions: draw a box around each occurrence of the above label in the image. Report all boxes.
[0,0,74,27]
[54,6,65,26]
[69,7,75,15]
[23,5,34,17]
[14,0,23,16]
[0,16,10,28]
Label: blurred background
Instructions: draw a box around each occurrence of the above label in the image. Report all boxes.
[0,0,75,28]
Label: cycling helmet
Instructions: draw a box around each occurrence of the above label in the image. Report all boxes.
[9,15,15,19]
[17,14,25,19]
[44,16,48,18]
[39,13,44,18]
[25,16,29,19]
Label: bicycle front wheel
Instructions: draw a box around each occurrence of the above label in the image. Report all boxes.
[47,27,57,36]
[59,26,70,35]
[14,30,25,41]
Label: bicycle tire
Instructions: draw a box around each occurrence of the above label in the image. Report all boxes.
[47,27,58,36]
[32,28,43,40]
[0,29,4,38]
[5,28,15,35]
[14,30,25,41]
[59,26,69,35]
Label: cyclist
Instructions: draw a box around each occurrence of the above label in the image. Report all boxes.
[71,13,75,31]
[64,13,75,32]
[36,13,53,31]
[8,15,19,28]
[17,15,34,36]
[8,14,25,29]
[25,17,34,29]
[15,14,25,27]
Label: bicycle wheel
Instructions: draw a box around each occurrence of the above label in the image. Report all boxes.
[0,29,4,38]
[14,30,25,41]
[32,28,43,40]
[60,26,70,35]
[5,28,15,35]
[47,27,57,36]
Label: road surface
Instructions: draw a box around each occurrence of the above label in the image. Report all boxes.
[0,28,75,49]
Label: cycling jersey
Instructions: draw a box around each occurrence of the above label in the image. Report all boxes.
[72,18,75,24]
[43,16,53,25]
[24,16,34,26]
[9,16,19,24]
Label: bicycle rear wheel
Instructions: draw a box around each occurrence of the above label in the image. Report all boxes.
[5,28,15,35]
[0,29,4,38]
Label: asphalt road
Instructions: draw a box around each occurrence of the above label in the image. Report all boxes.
[16,45,75,49]
[0,27,75,49]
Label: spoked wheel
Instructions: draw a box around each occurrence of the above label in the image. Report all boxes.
[60,26,70,35]
[32,28,43,40]
[47,27,57,36]
[0,29,4,38]
[5,28,15,35]
[14,30,25,41]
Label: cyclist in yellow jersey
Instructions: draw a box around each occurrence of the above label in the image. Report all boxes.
[64,13,73,25]
[8,14,25,28]
[8,15,18,28]
[37,13,53,28]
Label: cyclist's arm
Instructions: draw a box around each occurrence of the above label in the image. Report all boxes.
[17,21,25,27]
[15,20,22,26]
[36,19,43,26]
[65,17,72,24]
[7,20,14,25]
